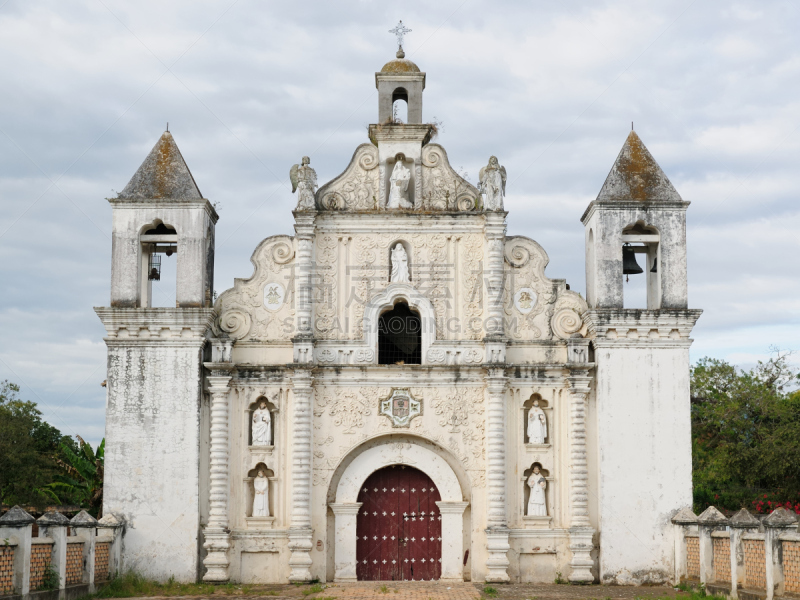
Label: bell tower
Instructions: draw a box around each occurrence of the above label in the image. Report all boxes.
[97,130,218,582]
[377,21,425,124]
[582,130,702,584]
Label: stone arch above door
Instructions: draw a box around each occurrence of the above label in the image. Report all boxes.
[334,442,461,503]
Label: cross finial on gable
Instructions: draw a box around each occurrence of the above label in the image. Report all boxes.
[389,20,411,52]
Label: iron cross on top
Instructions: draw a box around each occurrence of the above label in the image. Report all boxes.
[389,20,411,50]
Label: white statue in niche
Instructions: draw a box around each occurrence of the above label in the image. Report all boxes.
[390,243,410,283]
[527,400,547,444]
[290,156,318,211]
[252,470,270,517]
[252,401,272,446]
[478,155,506,211]
[526,466,547,516]
[387,154,412,209]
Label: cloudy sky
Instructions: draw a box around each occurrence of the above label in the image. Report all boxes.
[1,0,799,445]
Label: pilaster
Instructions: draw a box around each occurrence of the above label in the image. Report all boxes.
[484,367,510,582]
[202,357,233,582]
[484,211,507,340]
[567,350,595,583]
[329,503,362,582]
[288,368,314,582]
[293,212,316,345]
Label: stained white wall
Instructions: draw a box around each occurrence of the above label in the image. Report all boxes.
[103,340,206,581]
[594,344,693,584]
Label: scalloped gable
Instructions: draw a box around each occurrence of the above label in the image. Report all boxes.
[597,131,682,203]
[119,131,203,200]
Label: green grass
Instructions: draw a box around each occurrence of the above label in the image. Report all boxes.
[302,583,327,596]
[80,572,230,598]
[483,586,498,597]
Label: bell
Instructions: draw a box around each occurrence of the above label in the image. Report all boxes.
[622,245,643,275]
[651,257,657,273]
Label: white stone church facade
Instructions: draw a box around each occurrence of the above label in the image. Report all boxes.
[96,52,701,585]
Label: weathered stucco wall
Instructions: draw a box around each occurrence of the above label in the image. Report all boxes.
[99,309,214,582]
[594,343,693,584]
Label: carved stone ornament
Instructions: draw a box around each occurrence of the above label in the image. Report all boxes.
[513,287,537,315]
[379,388,422,428]
[214,235,295,341]
[263,282,285,311]
[316,144,380,210]
[420,144,480,211]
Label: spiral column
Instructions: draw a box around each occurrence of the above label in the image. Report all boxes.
[485,368,510,582]
[288,368,314,582]
[567,344,595,583]
[203,369,232,582]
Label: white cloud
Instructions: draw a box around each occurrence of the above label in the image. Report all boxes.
[1,0,799,444]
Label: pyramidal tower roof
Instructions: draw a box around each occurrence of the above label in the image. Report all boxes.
[119,131,202,200]
[597,131,682,203]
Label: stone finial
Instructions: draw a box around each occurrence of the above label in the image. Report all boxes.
[671,507,699,525]
[0,506,36,527]
[763,507,799,528]
[37,511,70,527]
[118,131,203,200]
[698,505,729,525]
[729,508,761,528]
[596,131,682,203]
[97,513,122,528]
[69,510,99,528]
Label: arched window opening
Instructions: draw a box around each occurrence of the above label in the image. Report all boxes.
[140,220,178,307]
[392,88,408,123]
[378,302,421,365]
[621,221,660,309]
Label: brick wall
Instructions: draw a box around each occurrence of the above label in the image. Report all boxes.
[687,536,700,578]
[66,542,83,585]
[95,541,110,582]
[0,546,15,595]
[29,543,53,590]
[712,537,731,583]
[785,540,800,595]
[743,539,766,590]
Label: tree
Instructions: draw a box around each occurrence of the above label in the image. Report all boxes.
[0,380,73,507]
[691,353,800,513]
[42,437,104,517]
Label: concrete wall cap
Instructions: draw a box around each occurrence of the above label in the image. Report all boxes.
[0,505,35,526]
[69,510,99,527]
[37,511,70,526]
[671,507,698,524]
[698,505,729,524]
[763,507,799,527]
[97,513,123,528]
[729,508,761,528]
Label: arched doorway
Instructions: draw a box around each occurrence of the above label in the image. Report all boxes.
[328,440,468,582]
[356,465,441,581]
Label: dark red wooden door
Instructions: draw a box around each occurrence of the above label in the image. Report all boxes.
[356,465,442,581]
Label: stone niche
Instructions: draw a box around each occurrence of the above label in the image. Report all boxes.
[522,462,553,529]
[248,396,277,450]
[244,462,276,528]
[522,394,550,446]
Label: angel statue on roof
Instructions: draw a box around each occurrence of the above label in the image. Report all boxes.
[478,155,507,211]
[290,156,318,211]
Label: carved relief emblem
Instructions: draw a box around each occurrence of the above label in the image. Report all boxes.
[379,389,422,428]
[263,282,285,311]
[513,287,537,315]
